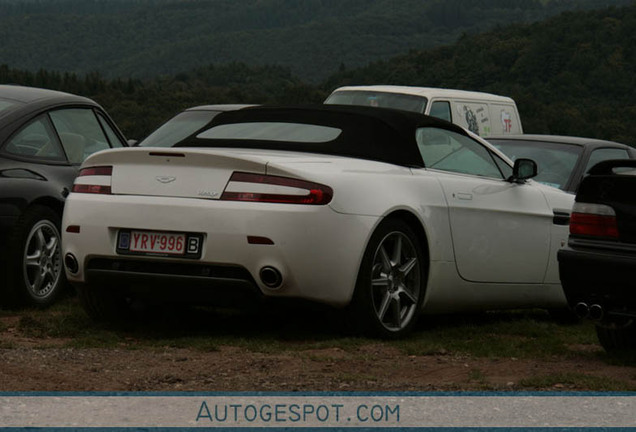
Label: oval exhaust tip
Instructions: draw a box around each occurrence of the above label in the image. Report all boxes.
[260,266,282,289]
[64,253,79,274]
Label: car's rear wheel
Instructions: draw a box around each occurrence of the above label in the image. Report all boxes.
[2,205,65,307]
[596,320,636,352]
[349,219,426,339]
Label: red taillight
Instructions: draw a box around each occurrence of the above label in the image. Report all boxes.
[71,184,112,194]
[73,165,113,194]
[221,172,333,205]
[78,166,112,177]
[569,203,619,239]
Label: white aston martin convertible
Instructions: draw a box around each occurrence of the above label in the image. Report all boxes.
[62,105,574,338]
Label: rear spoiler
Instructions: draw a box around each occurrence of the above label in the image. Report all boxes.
[587,159,636,175]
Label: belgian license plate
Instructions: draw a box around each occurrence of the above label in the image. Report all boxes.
[117,230,202,259]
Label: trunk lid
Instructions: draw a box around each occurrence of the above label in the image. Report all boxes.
[80,147,350,199]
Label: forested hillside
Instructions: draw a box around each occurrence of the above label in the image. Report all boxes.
[1,2,636,146]
[0,0,632,81]
[324,4,636,145]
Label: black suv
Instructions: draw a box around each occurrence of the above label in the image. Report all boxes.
[558,159,636,351]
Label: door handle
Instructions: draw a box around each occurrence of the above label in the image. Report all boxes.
[454,193,473,200]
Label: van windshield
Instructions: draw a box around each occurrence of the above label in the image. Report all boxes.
[325,91,427,114]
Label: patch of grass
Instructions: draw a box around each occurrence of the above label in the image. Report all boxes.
[0,340,17,349]
[0,308,15,318]
[467,368,486,383]
[8,299,139,348]
[6,298,367,352]
[598,350,636,368]
[18,307,91,338]
[0,299,607,364]
[16,299,107,340]
[336,372,378,383]
[519,372,636,391]
[395,310,598,359]
[141,337,221,352]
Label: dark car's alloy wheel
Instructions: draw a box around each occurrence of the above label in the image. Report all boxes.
[23,219,62,300]
[350,219,426,338]
[2,205,65,307]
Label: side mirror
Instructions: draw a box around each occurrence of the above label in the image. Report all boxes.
[127,139,138,147]
[508,158,537,183]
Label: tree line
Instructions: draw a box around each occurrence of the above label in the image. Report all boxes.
[0,0,632,82]
[1,2,636,146]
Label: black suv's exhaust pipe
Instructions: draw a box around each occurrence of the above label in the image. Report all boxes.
[574,302,589,319]
[589,304,604,321]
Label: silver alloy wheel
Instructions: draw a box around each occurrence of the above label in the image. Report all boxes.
[370,231,420,332]
[23,220,62,299]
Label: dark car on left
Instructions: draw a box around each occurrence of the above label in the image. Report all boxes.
[0,85,127,307]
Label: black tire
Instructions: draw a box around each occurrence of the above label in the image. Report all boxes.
[75,282,130,321]
[348,218,427,339]
[596,321,636,352]
[2,205,65,307]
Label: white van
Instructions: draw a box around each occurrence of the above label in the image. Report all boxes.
[325,85,523,137]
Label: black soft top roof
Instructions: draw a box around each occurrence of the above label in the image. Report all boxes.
[175,104,470,167]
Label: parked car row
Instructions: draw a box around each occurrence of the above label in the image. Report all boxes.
[2,84,635,346]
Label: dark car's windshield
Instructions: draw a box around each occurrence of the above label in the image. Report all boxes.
[325,91,427,114]
[139,110,221,147]
[490,139,582,190]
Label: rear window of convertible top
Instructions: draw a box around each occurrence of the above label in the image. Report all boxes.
[197,122,342,143]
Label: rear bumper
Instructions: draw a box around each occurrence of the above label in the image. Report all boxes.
[558,246,636,318]
[80,258,263,306]
[62,193,379,307]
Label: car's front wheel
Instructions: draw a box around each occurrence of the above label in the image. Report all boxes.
[2,205,65,307]
[349,219,426,339]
